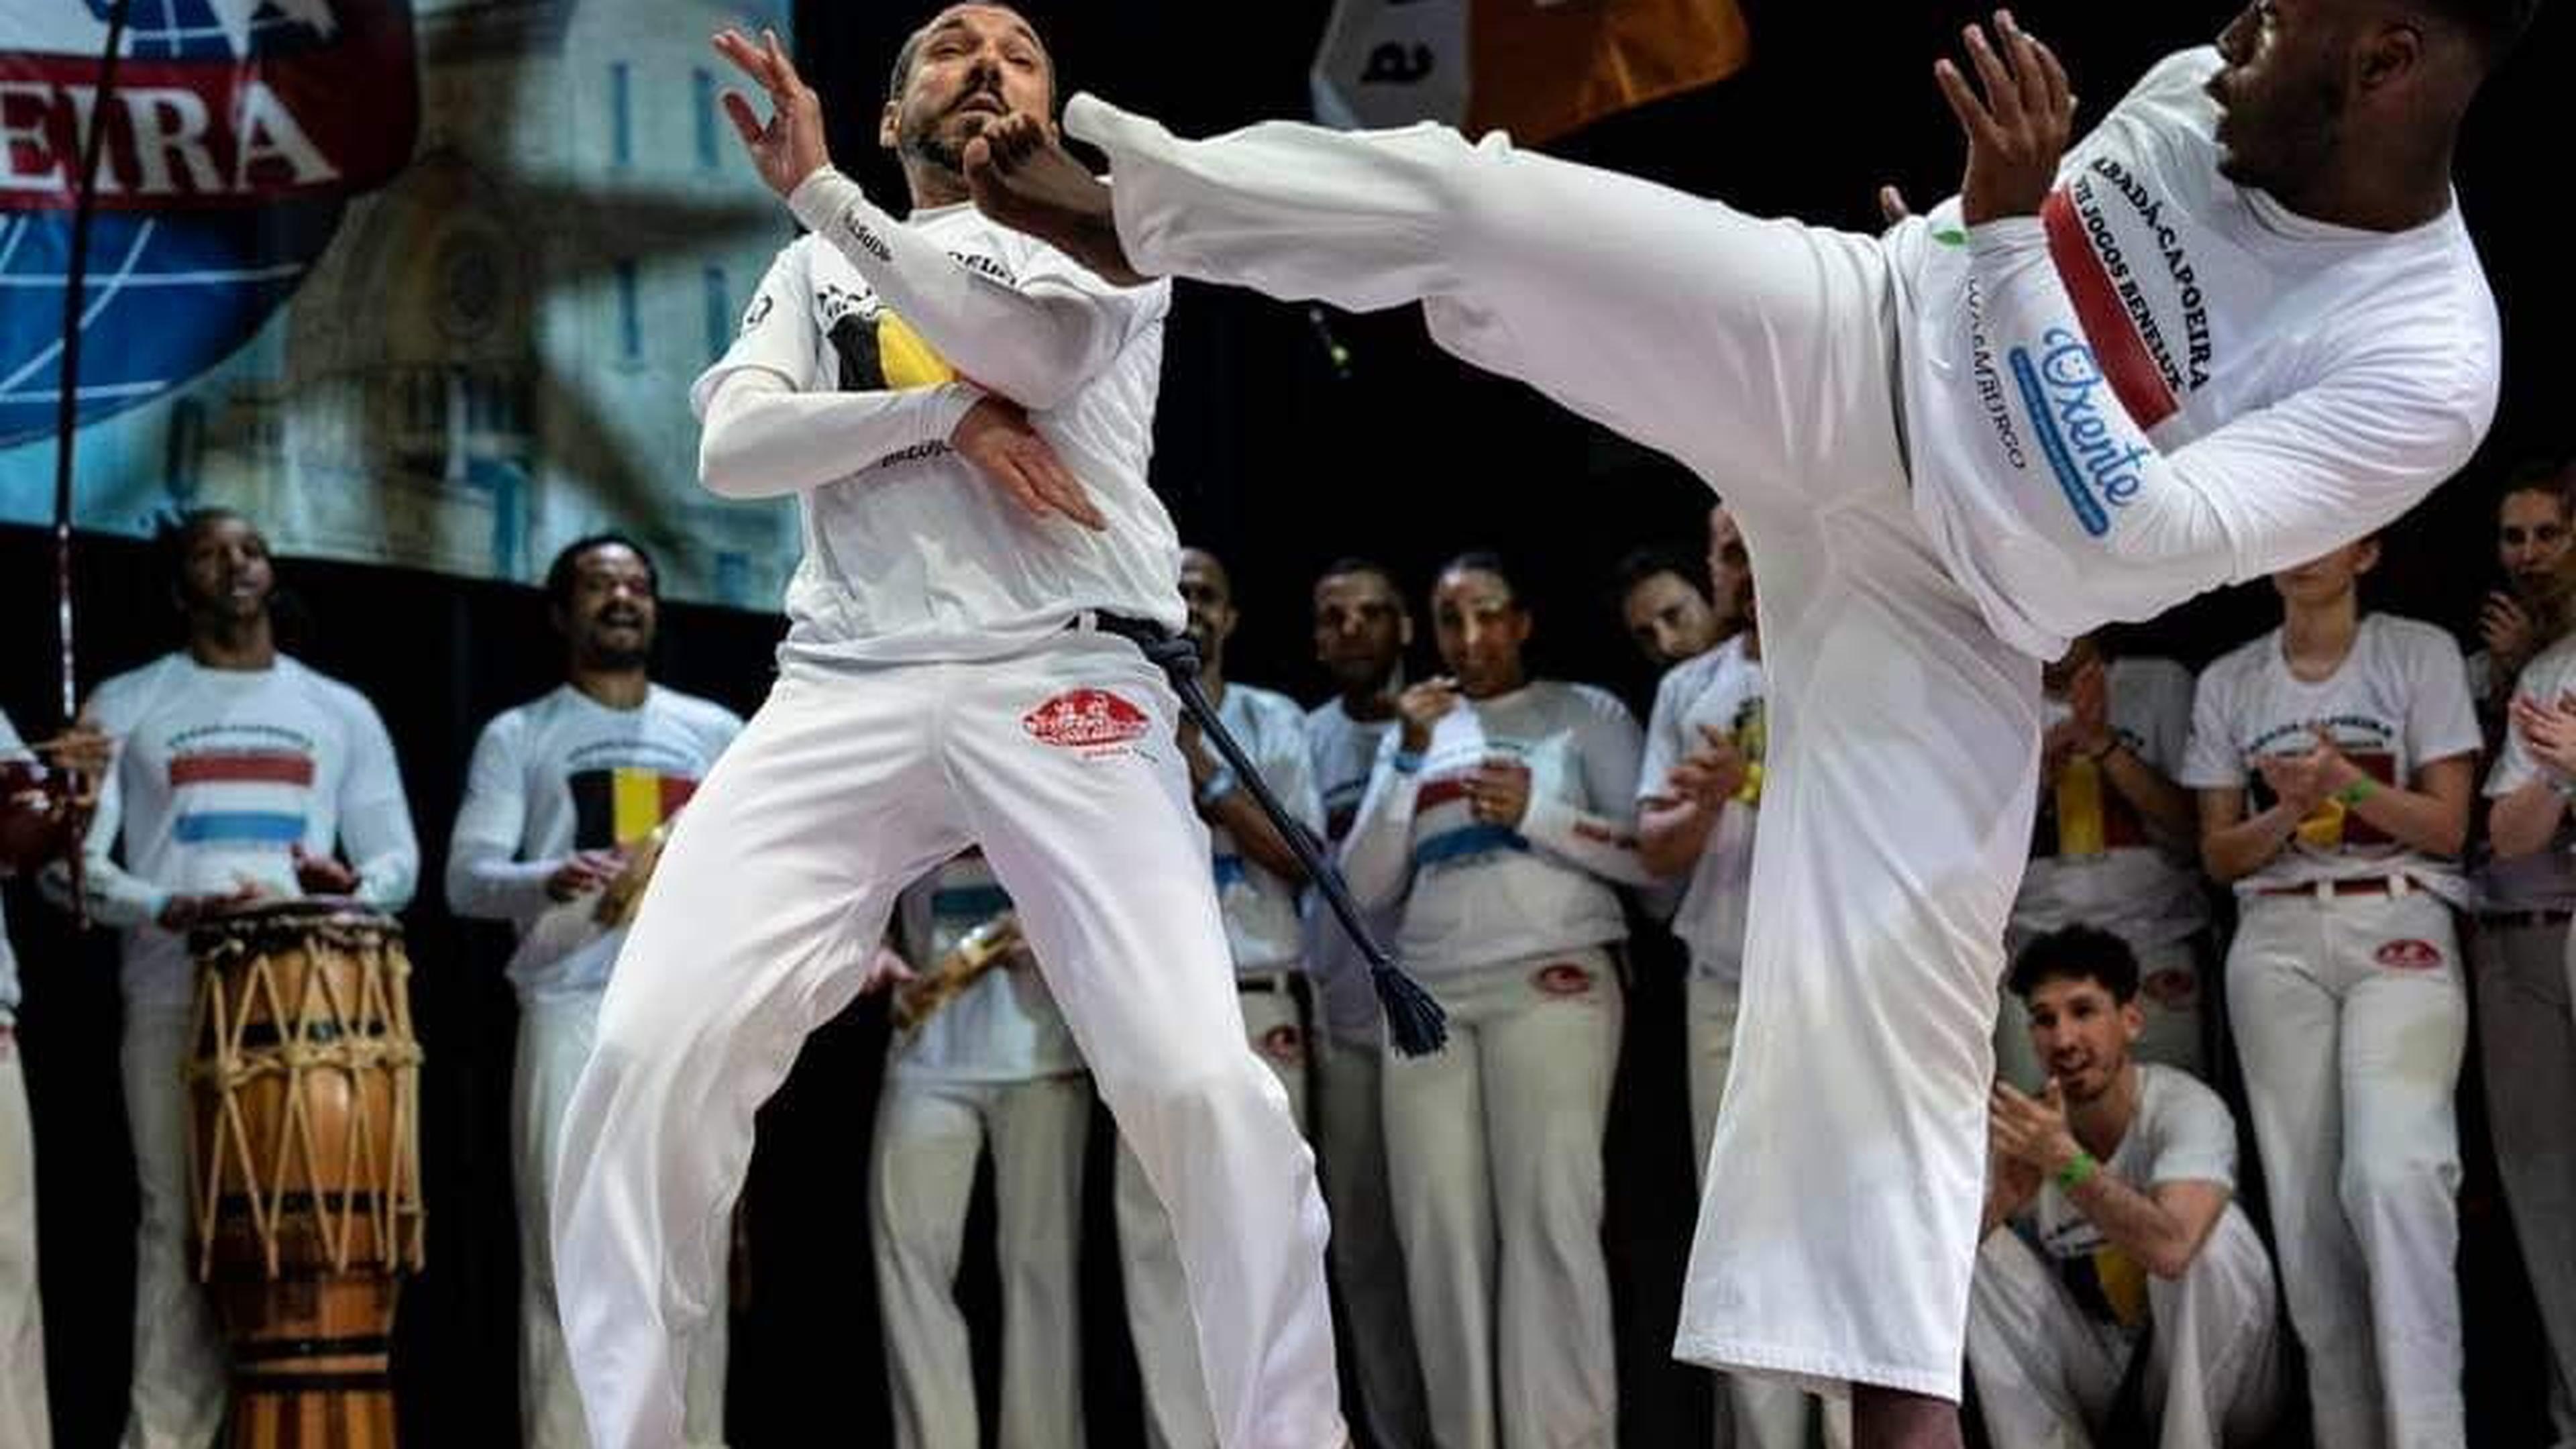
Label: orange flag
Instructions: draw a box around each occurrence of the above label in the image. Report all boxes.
[1313,0,1750,144]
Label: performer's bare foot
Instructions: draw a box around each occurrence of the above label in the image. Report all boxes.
[964,113,1150,288]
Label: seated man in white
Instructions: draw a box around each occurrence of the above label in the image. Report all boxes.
[1971,925,2279,1449]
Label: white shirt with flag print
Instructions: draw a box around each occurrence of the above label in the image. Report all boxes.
[1212,682,1322,975]
[1638,635,1764,983]
[2180,615,2480,902]
[1342,680,1648,975]
[2015,657,2208,949]
[72,653,419,1008]
[694,184,1185,673]
[445,684,744,1001]
[1896,46,2500,660]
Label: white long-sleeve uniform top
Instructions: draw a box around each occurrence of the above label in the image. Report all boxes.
[1342,680,1648,974]
[692,168,1184,669]
[445,684,743,1001]
[2180,614,2481,904]
[1637,636,1764,982]
[68,653,418,1008]
[1899,48,2500,659]
[1212,682,1321,975]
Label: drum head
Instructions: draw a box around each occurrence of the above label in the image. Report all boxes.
[188,897,399,953]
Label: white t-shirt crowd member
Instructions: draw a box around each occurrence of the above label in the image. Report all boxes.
[447,682,743,1449]
[2475,634,2576,1445]
[1116,679,1322,1449]
[1969,1065,2280,1449]
[75,651,418,1448]
[1340,680,1647,1448]
[0,708,49,1449]
[874,853,1089,1449]
[2004,657,2210,1083]
[2183,613,2480,1448]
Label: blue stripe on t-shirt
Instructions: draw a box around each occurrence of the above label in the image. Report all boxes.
[172,811,306,845]
[1413,824,1528,869]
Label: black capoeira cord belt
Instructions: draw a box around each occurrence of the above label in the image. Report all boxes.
[1095,613,1449,1057]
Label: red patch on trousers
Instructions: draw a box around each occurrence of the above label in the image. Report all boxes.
[1534,962,1597,997]
[1258,1022,1307,1066]
[2143,967,2198,1008]
[1022,688,1150,749]
[2375,938,2444,971]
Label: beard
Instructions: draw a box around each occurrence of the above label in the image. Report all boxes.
[898,97,1002,176]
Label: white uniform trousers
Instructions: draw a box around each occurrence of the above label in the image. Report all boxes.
[119,1004,225,1449]
[1998,937,2206,1090]
[516,991,726,1448]
[552,637,1340,1449]
[871,1068,1090,1449]
[1684,976,1843,1449]
[1116,979,1309,1449]
[1966,1215,2279,1449]
[1066,96,2043,1399]
[1311,1032,1431,1449]
[2,1028,50,1449]
[2226,886,2466,1449]
[2477,916,2576,1447]
[1379,950,1622,1449]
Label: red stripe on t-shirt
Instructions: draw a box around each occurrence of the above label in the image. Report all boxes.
[169,751,315,787]
[1416,777,1472,811]
[2041,189,2180,430]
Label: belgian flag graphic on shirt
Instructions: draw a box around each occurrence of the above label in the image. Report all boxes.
[830,307,957,392]
[570,769,699,850]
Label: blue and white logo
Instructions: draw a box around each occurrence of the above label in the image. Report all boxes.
[2009,327,2154,540]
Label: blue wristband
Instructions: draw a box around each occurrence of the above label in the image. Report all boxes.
[1391,749,1425,775]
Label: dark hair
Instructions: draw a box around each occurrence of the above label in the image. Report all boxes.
[1316,555,1401,592]
[2498,455,2576,520]
[2007,925,2141,1004]
[2416,0,2543,60]
[154,506,257,594]
[1436,549,1523,603]
[889,3,1054,104]
[1608,545,1712,608]
[545,533,660,613]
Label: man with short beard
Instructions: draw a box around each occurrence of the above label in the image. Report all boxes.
[557,9,1348,1446]
[447,535,743,1449]
[1970,926,2279,1449]
[65,508,419,1448]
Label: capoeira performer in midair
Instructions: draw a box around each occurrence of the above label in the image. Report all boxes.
[551,9,1393,1447]
[958,2,2517,1442]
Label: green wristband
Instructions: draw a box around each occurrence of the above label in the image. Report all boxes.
[2055,1150,2100,1193]
[2334,775,2379,808]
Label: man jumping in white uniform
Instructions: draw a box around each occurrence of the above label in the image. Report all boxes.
[549,9,1350,1447]
[957,3,2518,1442]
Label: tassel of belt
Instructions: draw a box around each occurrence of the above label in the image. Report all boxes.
[1093,614,1448,1056]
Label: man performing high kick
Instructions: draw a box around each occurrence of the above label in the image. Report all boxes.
[961,3,2518,1443]
[549,9,1357,1447]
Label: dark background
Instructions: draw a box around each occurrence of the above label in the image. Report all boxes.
[3,0,2569,1443]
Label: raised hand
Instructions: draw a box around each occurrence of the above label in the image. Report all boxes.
[1933,10,2078,226]
[712,27,833,199]
[1397,678,1461,753]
